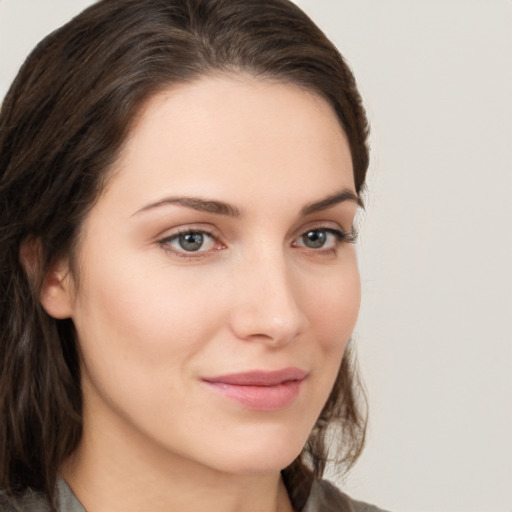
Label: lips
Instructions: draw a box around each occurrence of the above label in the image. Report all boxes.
[202,368,307,411]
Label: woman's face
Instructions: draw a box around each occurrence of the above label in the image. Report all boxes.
[53,75,361,475]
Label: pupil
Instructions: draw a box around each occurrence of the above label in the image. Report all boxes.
[179,233,203,251]
[304,230,326,248]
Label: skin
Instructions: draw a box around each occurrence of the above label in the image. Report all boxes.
[42,75,361,512]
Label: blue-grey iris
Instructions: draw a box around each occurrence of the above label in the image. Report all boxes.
[179,232,204,251]
[303,230,326,248]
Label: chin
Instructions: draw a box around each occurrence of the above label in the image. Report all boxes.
[216,451,302,476]
[202,426,310,475]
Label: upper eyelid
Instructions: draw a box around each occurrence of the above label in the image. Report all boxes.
[157,229,222,259]
[155,223,220,241]
[292,219,349,237]
[156,223,353,240]
[295,223,359,245]
[154,219,356,244]
[158,229,220,250]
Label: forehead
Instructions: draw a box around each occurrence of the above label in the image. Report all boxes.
[101,74,354,212]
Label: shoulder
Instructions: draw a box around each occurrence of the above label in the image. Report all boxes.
[303,479,390,512]
[0,489,50,512]
[0,480,84,512]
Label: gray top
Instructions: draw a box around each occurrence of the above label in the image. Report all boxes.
[1,478,389,512]
[303,479,389,512]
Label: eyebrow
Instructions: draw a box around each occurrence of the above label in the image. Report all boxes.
[300,189,364,215]
[133,196,243,217]
[133,188,362,218]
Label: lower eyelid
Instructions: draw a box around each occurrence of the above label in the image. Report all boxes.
[291,227,358,253]
[158,229,225,258]
[157,225,354,257]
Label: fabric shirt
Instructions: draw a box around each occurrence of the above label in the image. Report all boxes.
[1,478,389,512]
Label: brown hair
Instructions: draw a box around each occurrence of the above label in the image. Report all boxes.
[0,0,369,509]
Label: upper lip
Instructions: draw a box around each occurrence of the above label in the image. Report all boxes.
[202,367,308,386]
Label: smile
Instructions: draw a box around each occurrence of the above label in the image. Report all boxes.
[201,368,308,411]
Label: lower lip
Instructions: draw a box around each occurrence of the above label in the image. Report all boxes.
[203,379,305,411]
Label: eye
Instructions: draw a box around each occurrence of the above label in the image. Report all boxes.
[159,230,219,256]
[175,232,209,252]
[292,227,354,251]
[301,229,331,249]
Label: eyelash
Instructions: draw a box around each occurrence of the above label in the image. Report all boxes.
[158,226,358,260]
[292,227,357,252]
[158,229,222,259]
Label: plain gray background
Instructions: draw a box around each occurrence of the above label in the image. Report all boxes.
[1,1,511,511]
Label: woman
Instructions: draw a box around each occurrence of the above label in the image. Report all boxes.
[0,0,382,511]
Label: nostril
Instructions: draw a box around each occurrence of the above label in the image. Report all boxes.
[228,258,309,344]
[229,300,308,346]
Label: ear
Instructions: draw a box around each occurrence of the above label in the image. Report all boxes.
[39,260,75,319]
[20,238,75,319]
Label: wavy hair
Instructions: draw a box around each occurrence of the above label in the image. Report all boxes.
[0,0,369,509]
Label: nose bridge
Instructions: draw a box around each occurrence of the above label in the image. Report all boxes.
[229,248,308,345]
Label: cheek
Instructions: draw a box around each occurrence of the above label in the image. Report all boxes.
[306,258,361,354]
[71,259,226,437]
[290,255,360,404]
[72,252,224,378]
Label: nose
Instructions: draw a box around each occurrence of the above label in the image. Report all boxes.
[228,253,309,346]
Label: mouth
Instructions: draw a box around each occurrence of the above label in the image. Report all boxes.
[201,368,308,411]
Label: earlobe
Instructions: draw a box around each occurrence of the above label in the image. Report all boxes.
[39,263,75,319]
[20,238,75,319]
